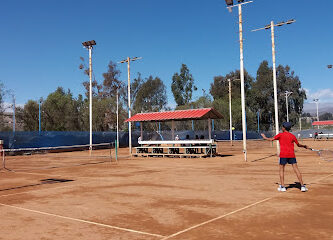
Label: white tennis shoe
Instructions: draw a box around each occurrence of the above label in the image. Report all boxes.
[301,185,308,192]
[277,185,287,192]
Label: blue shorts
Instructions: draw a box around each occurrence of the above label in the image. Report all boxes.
[280,158,297,165]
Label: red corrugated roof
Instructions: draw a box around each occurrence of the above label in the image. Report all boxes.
[125,108,223,122]
[312,120,333,126]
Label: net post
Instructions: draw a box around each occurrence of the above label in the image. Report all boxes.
[0,140,13,172]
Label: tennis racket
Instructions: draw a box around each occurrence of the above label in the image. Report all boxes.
[308,148,333,162]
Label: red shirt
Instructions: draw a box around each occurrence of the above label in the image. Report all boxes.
[274,132,299,158]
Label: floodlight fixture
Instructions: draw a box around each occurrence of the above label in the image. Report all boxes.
[276,21,285,27]
[252,19,295,32]
[82,40,96,48]
[286,19,296,24]
[131,57,142,61]
[225,0,252,8]
[118,56,142,64]
[328,65,333,69]
[225,0,233,6]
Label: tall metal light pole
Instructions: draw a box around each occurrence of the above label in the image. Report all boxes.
[39,99,41,134]
[252,19,296,155]
[116,89,119,151]
[225,0,253,162]
[227,78,240,146]
[82,40,96,152]
[228,79,233,146]
[284,91,293,122]
[313,98,319,129]
[257,110,260,133]
[12,94,15,134]
[118,57,142,155]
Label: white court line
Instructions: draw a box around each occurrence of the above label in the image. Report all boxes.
[161,172,333,240]
[160,197,272,240]
[0,202,165,238]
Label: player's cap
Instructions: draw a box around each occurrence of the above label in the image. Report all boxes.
[282,122,292,130]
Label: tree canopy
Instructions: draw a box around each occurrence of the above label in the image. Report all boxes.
[171,64,197,106]
[250,61,306,130]
[133,75,167,113]
[12,59,308,132]
[209,61,306,131]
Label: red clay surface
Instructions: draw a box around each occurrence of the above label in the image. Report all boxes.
[0,139,332,240]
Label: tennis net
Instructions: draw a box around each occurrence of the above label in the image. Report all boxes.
[1,143,114,171]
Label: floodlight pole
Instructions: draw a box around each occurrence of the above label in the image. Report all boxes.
[257,110,260,133]
[12,93,16,134]
[252,19,296,155]
[238,3,248,161]
[82,40,96,153]
[271,21,280,155]
[284,91,293,122]
[226,1,252,161]
[228,79,233,146]
[12,94,15,134]
[227,78,240,146]
[89,46,93,153]
[313,98,319,129]
[127,57,131,155]
[39,99,41,134]
[116,89,119,151]
[119,57,142,155]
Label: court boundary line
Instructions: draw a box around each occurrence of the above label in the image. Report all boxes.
[0,202,165,238]
[160,172,333,240]
[160,197,272,240]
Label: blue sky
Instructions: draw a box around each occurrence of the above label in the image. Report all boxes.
[1,0,332,109]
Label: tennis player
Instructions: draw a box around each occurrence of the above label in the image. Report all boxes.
[261,122,308,192]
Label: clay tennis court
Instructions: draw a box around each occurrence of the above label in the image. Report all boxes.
[0,139,332,240]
